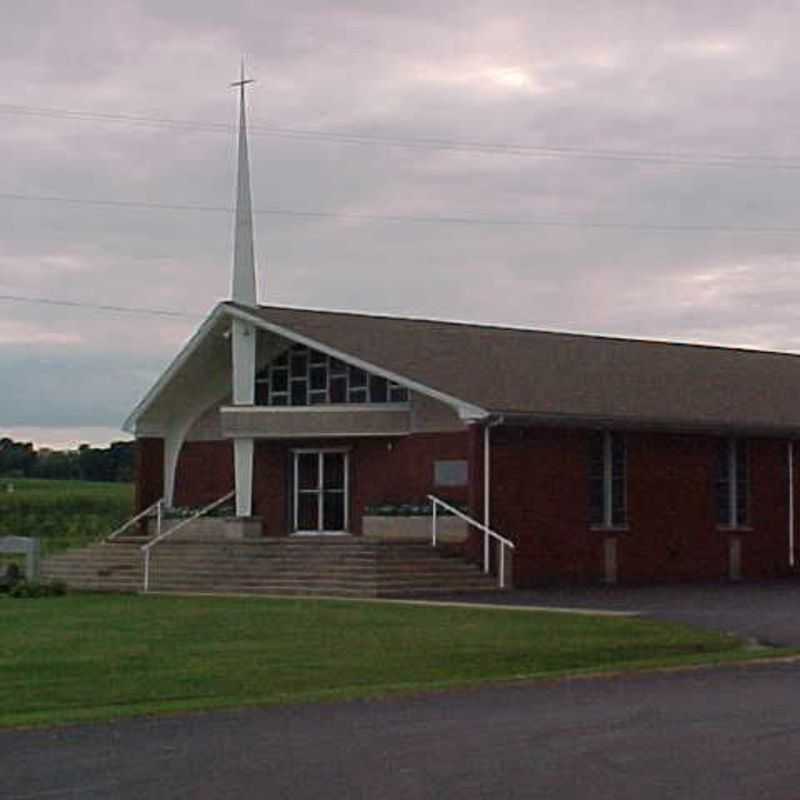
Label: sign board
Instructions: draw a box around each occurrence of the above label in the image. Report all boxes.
[0,537,40,580]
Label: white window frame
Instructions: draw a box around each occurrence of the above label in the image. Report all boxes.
[591,431,627,529]
[717,437,749,529]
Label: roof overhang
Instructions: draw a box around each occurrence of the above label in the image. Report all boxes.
[123,302,487,435]
[491,410,800,438]
[223,303,487,421]
[123,304,230,433]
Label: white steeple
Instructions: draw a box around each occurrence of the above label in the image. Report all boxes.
[231,61,257,305]
[229,62,258,518]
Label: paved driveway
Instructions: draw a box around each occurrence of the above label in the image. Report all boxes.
[432,578,800,646]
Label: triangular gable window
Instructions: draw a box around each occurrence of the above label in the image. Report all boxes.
[255,343,409,407]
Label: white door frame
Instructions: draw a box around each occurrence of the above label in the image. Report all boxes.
[291,448,349,533]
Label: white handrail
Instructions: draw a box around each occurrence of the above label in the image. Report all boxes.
[141,490,235,592]
[106,498,164,541]
[427,494,515,589]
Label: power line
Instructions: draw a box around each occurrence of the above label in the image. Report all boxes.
[3,101,800,170]
[2,190,800,234]
[0,294,202,319]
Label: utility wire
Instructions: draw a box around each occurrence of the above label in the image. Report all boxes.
[0,293,202,319]
[3,102,800,170]
[2,190,800,234]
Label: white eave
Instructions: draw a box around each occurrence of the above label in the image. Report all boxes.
[123,302,488,434]
[122,303,230,433]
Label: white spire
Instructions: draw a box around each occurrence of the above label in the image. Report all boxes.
[231,61,257,305]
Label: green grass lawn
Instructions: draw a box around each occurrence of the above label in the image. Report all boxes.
[0,478,133,554]
[0,593,777,729]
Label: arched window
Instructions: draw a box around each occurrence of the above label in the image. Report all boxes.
[255,344,409,407]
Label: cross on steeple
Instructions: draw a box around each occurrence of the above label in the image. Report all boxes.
[231,60,255,94]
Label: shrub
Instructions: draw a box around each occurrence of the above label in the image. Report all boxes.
[9,579,68,599]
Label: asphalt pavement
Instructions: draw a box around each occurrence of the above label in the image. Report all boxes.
[4,659,800,799]
[425,578,800,646]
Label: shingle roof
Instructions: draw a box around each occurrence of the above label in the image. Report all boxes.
[229,302,800,434]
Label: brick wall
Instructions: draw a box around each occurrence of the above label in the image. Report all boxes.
[135,427,797,584]
[135,437,164,512]
[349,432,469,533]
[489,426,796,586]
[172,441,234,508]
[147,432,470,535]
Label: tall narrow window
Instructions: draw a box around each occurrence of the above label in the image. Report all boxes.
[716,438,749,528]
[589,432,627,527]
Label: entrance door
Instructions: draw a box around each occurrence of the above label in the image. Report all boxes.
[293,450,348,533]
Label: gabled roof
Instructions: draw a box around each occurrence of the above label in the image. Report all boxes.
[125,300,800,436]
[228,301,800,434]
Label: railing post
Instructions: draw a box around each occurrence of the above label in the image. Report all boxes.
[426,494,515,583]
[140,491,234,595]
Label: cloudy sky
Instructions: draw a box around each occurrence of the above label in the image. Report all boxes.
[3,2,800,447]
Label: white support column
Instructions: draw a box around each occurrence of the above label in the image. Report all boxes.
[789,440,795,568]
[231,319,256,517]
[163,427,184,508]
[483,422,490,574]
[232,319,256,404]
[234,438,254,518]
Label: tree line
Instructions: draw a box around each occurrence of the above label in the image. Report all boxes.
[0,438,135,483]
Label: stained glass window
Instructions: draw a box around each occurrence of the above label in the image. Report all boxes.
[255,344,409,407]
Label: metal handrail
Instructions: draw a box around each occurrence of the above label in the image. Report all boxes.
[427,494,515,589]
[141,490,235,592]
[106,498,164,542]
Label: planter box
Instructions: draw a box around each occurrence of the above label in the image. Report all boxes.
[362,515,468,543]
[146,516,262,541]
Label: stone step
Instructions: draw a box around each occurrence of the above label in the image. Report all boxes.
[40,537,502,598]
[144,572,489,587]
[43,555,481,573]
[147,580,496,594]
[141,553,477,572]
[118,541,443,552]
[144,559,474,569]
[144,572,484,585]
[143,555,480,569]
[42,576,495,596]
[150,587,376,598]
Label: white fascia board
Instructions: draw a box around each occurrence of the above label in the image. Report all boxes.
[219,403,409,414]
[122,303,228,434]
[225,304,488,421]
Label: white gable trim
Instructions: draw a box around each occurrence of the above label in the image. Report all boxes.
[124,304,488,435]
[226,305,488,422]
[122,304,228,433]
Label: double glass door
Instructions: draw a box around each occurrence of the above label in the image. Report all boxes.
[293,450,348,533]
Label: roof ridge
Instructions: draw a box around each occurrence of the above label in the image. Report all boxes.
[224,300,800,361]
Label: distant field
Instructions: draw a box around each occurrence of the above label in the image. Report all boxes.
[0,478,133,554]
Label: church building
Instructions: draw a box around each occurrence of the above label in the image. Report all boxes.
[123,75,800,587]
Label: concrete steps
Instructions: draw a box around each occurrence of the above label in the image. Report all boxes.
[40,538,502,598]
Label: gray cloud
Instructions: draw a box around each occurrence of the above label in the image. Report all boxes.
[3,1,800,445]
